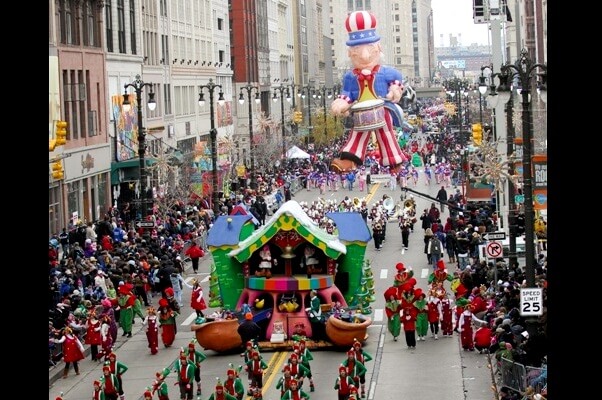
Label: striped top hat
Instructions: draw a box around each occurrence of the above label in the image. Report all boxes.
[345,10,381,46]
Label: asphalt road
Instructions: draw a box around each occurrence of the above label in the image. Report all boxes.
[49,175,497,400]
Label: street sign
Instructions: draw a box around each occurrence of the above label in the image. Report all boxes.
[485,241,503,258]
[484,231,506,241]
[514,194,525,204]
[520,288,544,316]
[135,220,155,229]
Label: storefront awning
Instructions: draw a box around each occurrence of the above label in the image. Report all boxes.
[110,158,157,185]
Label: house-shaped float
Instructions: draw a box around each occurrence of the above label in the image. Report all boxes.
[206,200,372,339]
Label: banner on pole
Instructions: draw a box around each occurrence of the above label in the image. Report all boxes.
[532,154,547,210]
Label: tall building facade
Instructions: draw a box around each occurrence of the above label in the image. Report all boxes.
[50,0,112,237]
[48,0,433,236]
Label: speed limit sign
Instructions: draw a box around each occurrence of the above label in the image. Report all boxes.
[520,288,543,316]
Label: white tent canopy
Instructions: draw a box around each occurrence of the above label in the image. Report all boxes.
[286,145,310,159]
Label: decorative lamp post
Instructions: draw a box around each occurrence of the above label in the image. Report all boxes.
[238,83,260,189]
[122,74,156,220]
[496,49,547,338]
[198,78,225,217]
[298,83,314,146]
[483,64,518,269]
[273,84,292,161]
[444,77,469,144]
[497,49,547,287]
[478,74,488,125]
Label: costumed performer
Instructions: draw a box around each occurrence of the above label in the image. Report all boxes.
[54,326,85,378]
[158,297,178,347]
[384,286,402,341]
[456,298,486,351]
[351,339,372,398]
[142,306,159,355]
[334,365,356,400]
[152,368,171,400]
[297,339,316,392]
[413,288,429,341]
[174,349,196,400]
[276,365,294,398]
[106,351,128,400]
[207,379,238,400]
[224,364,245,400]
[280,378,310,400]
[185,340,208,396]
[341,349,367,394]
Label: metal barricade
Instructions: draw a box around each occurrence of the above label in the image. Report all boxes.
[499,357,526,393]
[525,364,547,394]
[496,357,547,395]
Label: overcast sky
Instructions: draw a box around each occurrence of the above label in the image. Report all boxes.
[432,0,490,47]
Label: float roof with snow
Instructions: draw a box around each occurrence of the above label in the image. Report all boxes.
[225,200,348,262]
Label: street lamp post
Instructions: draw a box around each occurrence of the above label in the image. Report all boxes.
[315,86,333,137]
[484,65,518,269]
[444,77,469,144]
[272,84,292,161]
[238,83,260,189]
[478,74,487,125]
[496,49,547,337]
[122,74,156,220]
[497,49,547,287]
[299,84,314,146]
[198,78,225,217]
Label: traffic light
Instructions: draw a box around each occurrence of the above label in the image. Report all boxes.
[51,160,64,180]
[471,123,482,146]
[49,138,57,152]
[55,120,68,145]
[293,111,303,124]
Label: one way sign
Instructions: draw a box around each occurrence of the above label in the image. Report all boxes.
[484,231,506,241]
[135,220,155,229]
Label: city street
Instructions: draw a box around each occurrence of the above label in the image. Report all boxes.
[49,176,496,400]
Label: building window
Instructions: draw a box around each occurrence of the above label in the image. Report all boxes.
[164,83,172,115]
[117,0,126,53]
[59,0,78,45]
[88,110,98,136]
[106,0,113,52]
[160,0,167,16]
[49,184,62,238]
[217,17,223,30]
[129,0,137,54]
[161,34,169,64]
[177,137,196,155]
[67,180,81,225]
[218,50,225,63]
[83,0,98,46]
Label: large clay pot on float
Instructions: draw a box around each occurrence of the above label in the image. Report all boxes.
[191,319,242,353]
[325,315,372,347]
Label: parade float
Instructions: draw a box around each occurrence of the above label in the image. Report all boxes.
[190,200,375,352]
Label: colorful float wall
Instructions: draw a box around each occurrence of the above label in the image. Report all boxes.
[205,200,372,340]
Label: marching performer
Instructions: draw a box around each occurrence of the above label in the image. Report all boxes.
[224,364,245,400]
[142,307,159,355]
